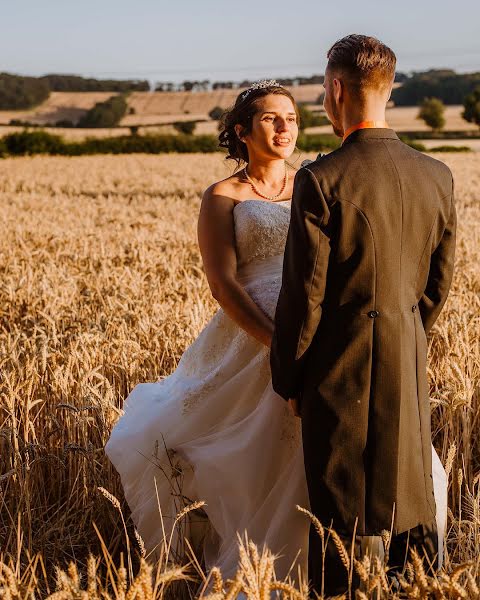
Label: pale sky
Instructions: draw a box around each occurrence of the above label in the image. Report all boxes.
[2,0,479,85]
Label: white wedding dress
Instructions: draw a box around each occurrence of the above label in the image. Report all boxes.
[105,198,447,585]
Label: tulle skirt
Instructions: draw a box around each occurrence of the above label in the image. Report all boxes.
[104,253,447,586]
[105,255,311,583]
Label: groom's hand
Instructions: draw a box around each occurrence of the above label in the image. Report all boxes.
[288,397,301,417]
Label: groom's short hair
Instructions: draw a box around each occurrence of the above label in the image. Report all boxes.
[326,34,396,95]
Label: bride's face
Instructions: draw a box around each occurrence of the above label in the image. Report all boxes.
[242,94,299,160]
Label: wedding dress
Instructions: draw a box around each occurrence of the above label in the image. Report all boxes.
[104,198,447,585]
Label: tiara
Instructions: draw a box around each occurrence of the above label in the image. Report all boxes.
[240,79,281,100]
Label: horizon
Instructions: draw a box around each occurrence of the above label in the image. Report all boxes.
[4,66,479,89]
[1,0,478,88]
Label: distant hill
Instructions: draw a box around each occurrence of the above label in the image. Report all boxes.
[2,69,480,132]
[0,85,326,127]
[0,70,409,111]
[0,72,50,110]
[392,69,480,106]
[0,73,149,110]
[0,92,118,126]
[4,69,479,113]
[40,74,149,92]
[122,85,325,126]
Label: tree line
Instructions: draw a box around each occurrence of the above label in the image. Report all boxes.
[392,69,480,106]
[0,73,149,110]
[0,69,409,109]
[0,128,347,157]
[195,69,479,108]
[1,128,470,158]
[39,74,149,92]
[0,73,50,110]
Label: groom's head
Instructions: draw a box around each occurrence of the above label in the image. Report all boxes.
[323,34,396,137]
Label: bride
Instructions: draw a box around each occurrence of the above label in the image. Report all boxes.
[104,80,447,587]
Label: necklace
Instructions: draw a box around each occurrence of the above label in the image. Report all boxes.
[243,164,289,201]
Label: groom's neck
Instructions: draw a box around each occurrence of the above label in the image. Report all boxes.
[341,96,388,133]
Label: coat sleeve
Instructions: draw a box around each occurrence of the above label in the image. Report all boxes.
[418,177,457,336]
[270,166,332,401]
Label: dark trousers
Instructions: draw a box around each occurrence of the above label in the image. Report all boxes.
[307,519,439,598]
[388,519,439,575]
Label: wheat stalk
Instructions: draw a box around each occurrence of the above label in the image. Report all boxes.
[0,152,478,598]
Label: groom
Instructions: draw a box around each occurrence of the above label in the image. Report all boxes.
[270,34,456,596]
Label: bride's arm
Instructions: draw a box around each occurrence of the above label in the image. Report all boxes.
[197,184,274,347]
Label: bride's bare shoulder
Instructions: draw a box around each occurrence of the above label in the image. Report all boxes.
[201,173,244,212]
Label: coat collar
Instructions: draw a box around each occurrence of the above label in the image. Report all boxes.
[341,127,400,145]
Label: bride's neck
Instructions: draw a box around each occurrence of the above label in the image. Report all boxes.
[244,159,286,185]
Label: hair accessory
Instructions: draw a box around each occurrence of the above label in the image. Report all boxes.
[240,79,281,101]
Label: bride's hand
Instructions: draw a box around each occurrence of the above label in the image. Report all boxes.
[288,397,301,417]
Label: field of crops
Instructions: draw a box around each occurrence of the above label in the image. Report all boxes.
[0,153,478,598]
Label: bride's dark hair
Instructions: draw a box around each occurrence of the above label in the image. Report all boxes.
[218,85,301,170]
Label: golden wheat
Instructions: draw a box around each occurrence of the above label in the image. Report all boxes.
[0,152,478,599]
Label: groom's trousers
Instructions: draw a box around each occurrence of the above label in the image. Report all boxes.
[307,518,439,597]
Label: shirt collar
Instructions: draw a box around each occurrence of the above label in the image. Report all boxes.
[341,126,400,145]
[342,120,389,142]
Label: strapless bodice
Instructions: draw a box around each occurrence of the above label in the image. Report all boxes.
[233,199,291,269]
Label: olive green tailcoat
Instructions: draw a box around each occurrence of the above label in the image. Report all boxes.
[270,128,456,535]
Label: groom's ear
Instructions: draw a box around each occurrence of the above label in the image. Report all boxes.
[333,76,343,103]
[386,79,394,102]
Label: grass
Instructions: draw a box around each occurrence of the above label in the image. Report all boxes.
[0,152,478,598]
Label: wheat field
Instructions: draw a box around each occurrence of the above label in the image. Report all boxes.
[0,152,478,599]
